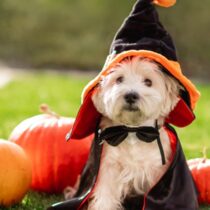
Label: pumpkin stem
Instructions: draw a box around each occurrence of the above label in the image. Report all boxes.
[40,104,60,118]
[202,146,207,160]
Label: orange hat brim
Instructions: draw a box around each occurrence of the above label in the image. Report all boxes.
[82,50,200,110]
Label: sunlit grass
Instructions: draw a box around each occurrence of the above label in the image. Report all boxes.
[0,71,92,139]
[177,84,210,159]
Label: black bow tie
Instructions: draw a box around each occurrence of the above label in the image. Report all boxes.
[98,124,166,165]
[99,126,160,146]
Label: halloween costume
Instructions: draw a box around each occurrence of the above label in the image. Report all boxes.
[48,125,198,210]
[48,0,200,209]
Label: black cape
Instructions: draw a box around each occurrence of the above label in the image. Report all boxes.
[47,125,199,210]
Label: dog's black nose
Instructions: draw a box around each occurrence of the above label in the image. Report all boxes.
[124,92,139,104]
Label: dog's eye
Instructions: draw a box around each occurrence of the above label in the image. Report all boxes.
[144,79,152,87]
[116,76,124,84]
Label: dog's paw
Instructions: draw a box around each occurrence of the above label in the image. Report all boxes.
[63,175,81,200]
[64,186,77,200]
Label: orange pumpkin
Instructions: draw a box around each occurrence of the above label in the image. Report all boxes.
[188,154,210,204]
[0,140,32,207]
[9,105,93,194]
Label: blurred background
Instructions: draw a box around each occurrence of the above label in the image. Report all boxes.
[0,0,209,79]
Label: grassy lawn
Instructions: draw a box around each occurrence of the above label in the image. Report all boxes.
[0,71,210,210]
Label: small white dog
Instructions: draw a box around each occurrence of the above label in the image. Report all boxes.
[85,56,182,210]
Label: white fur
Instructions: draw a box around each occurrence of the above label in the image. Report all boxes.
[88,57,182,210]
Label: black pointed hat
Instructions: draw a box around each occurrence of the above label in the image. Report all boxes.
[110,0,177,61]
[68,0,200,140]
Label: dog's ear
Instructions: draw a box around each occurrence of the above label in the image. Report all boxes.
[161,74,182,116]
[91,76,108,115]
[162,74,195,127]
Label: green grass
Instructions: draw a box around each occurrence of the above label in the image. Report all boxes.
[177,84,210,159]
[0,71,91,139]
[0,192,62,210]
[0,72,210,210]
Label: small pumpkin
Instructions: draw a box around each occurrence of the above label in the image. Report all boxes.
[0,140,32,207]
[188,148,210,204]
[9,105,93,194]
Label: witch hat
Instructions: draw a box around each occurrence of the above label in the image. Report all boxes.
[68,0,200,140]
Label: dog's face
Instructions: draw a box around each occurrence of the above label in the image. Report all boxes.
[92,57,181,126]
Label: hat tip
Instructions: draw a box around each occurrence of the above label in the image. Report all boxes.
[153,0,176,7]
